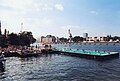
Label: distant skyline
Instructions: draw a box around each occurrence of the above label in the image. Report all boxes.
[0,0,120,38]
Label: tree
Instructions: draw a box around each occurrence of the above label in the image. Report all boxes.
[59,37,68,42]
[106,35,114,41]
[7,33,20,45]
[72,36,83,42]
[0,35,7,47]
[106,35,110,41]
[0,31,36,47]
[112,36,119,41]
[19,31,36,46]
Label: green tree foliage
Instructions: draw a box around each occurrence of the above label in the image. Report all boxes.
[19,31,36,46]
[7,33,20,45]
[0,31,36,47]
[72,36,83,42]
[0,35,7,47]
[106,35,111,41]
[112,36,119,41]
[59,37,68,42]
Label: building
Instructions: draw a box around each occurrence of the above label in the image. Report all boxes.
[86,36,107,42]
[86,37,93,41]
[40,35,56,44]
[41,37,53,44]
[83,33,88,38]
[68,29,72,42]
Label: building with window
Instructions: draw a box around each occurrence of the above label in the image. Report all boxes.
[40,35,56,44]
[86,36,107,42]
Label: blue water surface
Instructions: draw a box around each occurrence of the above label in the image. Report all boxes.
[0,43,120,81]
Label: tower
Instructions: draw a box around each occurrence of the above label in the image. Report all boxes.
[68,29,72,42]
[4,29,7,37]
[0,20,1,35]
[20,22,23,33]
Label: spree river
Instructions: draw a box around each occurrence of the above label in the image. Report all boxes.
[0,43,120,81]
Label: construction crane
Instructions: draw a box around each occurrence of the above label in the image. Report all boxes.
[20,22,23,33]
[68,29,72,42]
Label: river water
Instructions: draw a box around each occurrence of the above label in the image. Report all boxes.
[0,43,120,81]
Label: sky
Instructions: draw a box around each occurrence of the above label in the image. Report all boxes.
[0,0,120,38]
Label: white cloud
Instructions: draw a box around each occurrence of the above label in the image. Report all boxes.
[0,0,32,10]
[90,11,98,15]
[0,0,64,37]
[42,4,53,11]
[55,4,64,11]
[33,3,53,12]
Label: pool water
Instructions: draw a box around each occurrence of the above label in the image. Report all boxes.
[56,48,118,56]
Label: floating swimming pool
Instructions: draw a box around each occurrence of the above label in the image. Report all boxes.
[53,47,119,58]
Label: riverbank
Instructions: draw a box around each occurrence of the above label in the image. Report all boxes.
[0,45,41,57]
[0,44,55,57]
